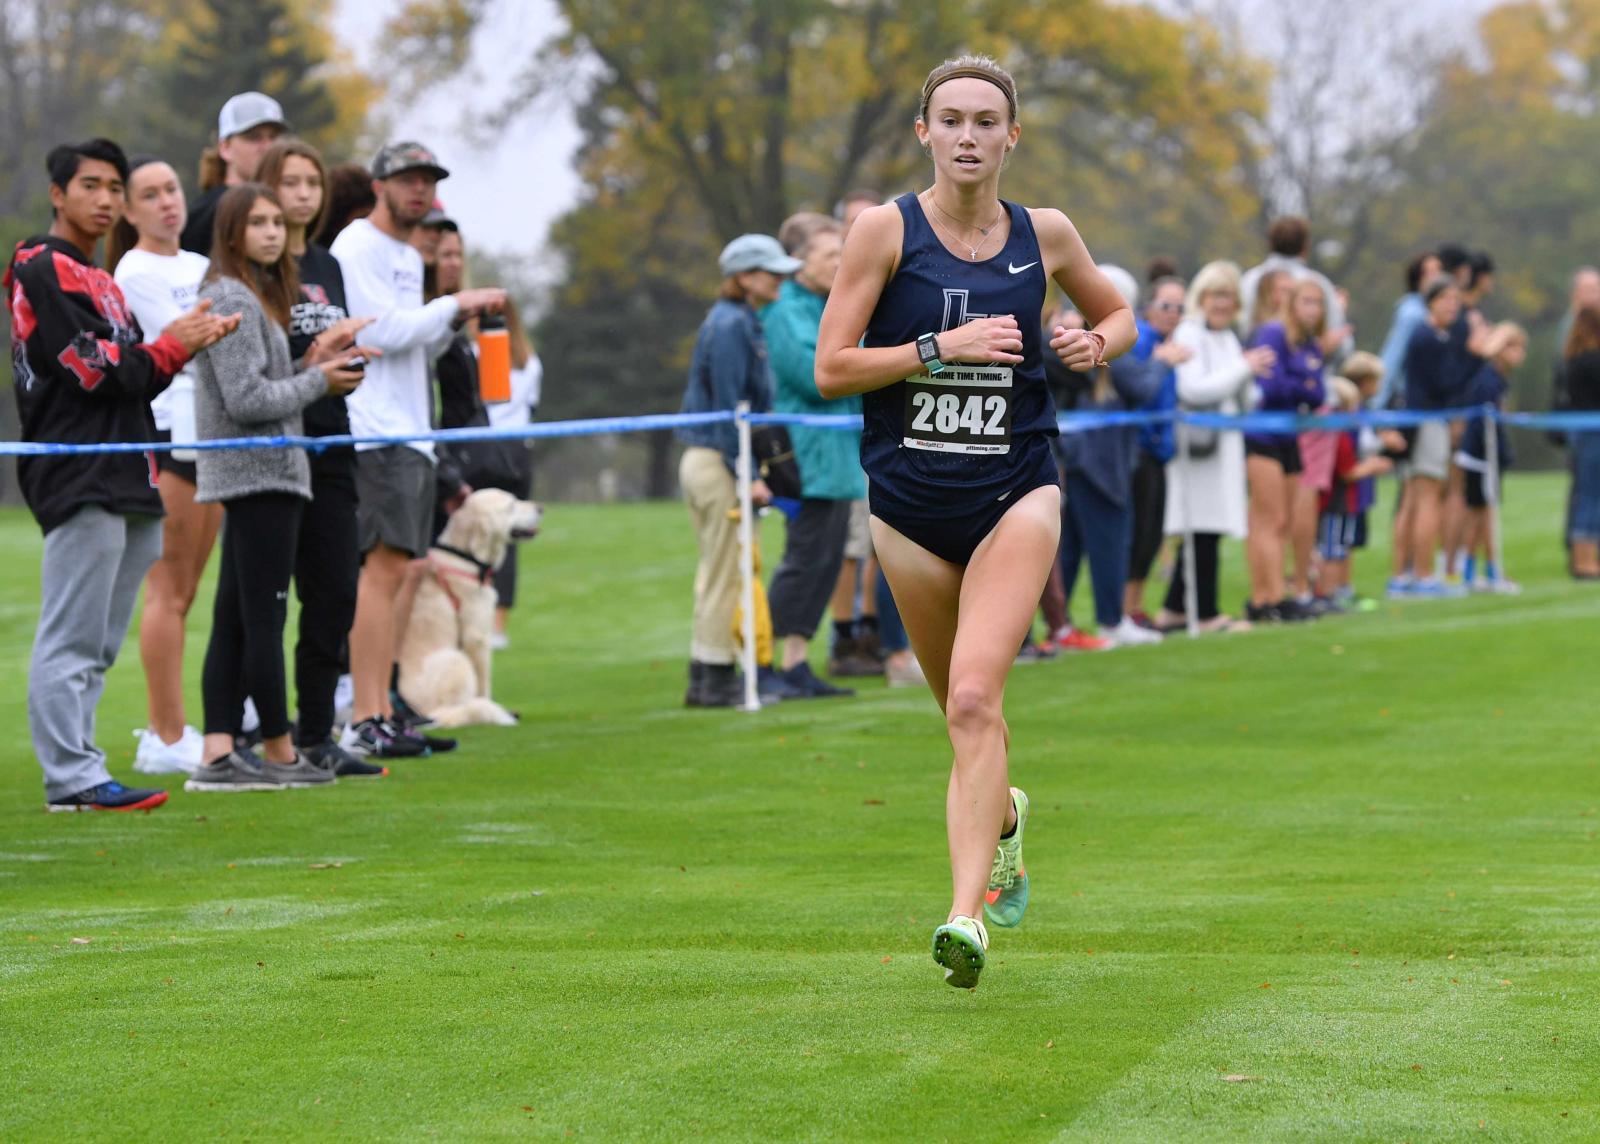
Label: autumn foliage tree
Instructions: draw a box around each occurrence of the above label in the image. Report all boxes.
[387,0,1269,493]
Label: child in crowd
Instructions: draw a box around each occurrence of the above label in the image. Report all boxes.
[1456,322,1525,593]
[1317,357,1402,604]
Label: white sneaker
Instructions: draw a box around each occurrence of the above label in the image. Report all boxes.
[885,652,926,689]
[490,631,510,651]
[133,726,204,775]
[1110,617,1162,647]
[332,674,354,730]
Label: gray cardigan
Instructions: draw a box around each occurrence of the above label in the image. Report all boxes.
[192,276,329,504]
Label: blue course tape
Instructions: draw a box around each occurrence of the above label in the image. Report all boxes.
[6,404,1596,457]
[0,410,736,457]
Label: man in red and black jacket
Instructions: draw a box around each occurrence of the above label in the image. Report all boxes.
[8,137,236,813]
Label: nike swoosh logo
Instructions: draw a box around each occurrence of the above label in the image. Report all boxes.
[1008,262,1038,275]
[996,491,1011,502]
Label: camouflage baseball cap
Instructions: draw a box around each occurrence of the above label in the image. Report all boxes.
[371,141,450,182]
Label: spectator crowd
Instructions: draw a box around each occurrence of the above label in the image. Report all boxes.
[11,93,541,811]
[12,93,1600,805]
[673,204,1600,707]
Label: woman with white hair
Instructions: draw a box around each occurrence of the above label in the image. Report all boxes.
[1154,260,1277,632]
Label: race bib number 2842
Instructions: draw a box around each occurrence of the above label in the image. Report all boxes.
[902,365,1013,455]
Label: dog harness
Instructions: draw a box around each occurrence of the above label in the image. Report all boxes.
[426,543,495,614]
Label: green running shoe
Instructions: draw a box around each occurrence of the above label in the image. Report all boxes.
[932,915,989,989]
[984,787,1030,929]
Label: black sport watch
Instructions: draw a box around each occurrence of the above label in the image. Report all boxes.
[916,332,946,376]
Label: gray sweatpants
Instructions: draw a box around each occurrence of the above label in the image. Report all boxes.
[30,506,162,800]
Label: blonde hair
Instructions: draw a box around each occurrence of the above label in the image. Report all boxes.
[1328,376,1361,412]
[1282,278,1327,344]
[1341,350,1384,388]
[1495,320,1527,347]
[919,54,1019,124]
[1184,260,1243,322]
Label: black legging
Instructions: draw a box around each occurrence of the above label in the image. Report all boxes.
[294,456,359,744]
[202,492,304,739]
[1163,532,1221,621]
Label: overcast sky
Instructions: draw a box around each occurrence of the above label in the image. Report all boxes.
[333,0,582,259]
[334,0,1500,261]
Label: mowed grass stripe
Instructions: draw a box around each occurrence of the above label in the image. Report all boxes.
[2,474,1598,1140]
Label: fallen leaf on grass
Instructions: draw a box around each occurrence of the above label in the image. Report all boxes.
[308,862,343,870]
[1411,1063,1423,1071]
[1222,1074,1259,1083]
[1259,982,1271,989]
[880,956,892,965]
[521,1106,534,1113]
[70,937,91,945]
[1045,1040,1055,1049]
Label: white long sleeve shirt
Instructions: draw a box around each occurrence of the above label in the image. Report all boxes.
[330,218,459,458]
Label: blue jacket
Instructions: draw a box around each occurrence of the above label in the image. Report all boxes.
[761,279,864,500]
[676,299,773,469]
[1053,353,1166,508]
[1377,293,1425,408]
[1403,323,1459,412]
[1460,364,1513,467]
[1131,318,1177,463]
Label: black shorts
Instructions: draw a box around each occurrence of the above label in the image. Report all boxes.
[152,428,198,484]
[869,445,1061,567]
[1465,468,1500,509]
[1246,436,1303,476]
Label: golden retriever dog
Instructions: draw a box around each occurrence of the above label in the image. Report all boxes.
[398,489,541,727]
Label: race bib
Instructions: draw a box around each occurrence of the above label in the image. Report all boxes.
[902,365,1013,455]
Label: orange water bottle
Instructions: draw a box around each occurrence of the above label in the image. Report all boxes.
[478,313,511,404]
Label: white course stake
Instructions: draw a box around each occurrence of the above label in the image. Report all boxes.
[735,402,761,712]
[1484,403,1506,590]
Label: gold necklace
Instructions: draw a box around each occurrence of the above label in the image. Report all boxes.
[924,192,1004,260]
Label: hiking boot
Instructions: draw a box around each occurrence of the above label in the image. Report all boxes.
[690,663,745,708]
[828,635,884,677]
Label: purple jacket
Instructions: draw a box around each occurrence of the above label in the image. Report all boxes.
[1246,321,1325,445]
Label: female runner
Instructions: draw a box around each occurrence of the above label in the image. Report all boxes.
[815,55,1134,989]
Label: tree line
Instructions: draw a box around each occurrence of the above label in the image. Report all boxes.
[5,0,1599,497]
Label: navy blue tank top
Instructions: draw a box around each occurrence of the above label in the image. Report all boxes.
[861,193,1056,510]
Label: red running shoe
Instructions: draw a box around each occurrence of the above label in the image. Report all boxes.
[1053,627,1112,652]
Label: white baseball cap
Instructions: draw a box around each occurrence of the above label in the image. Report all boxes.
[218,92,289,139]
[718,234,802,277]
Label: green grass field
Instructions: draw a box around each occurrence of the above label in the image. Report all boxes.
[3,473,1598,1141]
